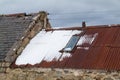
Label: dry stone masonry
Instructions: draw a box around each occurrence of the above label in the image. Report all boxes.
[0,11,51,73]
[0,68,120,80]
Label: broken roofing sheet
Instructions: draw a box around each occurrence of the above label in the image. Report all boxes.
[14,26,120,70]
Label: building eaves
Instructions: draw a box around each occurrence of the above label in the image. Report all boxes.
[12,25,120,70]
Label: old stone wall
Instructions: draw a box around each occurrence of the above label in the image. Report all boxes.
[0,62,10,73]
[5,11,51,63]
[0,68,120,80]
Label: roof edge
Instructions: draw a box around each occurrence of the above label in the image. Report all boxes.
[45,24,120,31]
[5,11,51,63]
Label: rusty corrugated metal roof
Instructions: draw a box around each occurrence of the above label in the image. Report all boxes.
[13,25,120,70]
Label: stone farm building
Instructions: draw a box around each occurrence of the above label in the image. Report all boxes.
[0,11,120,80]
[0,11,51,71]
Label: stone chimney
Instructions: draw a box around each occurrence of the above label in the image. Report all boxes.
[39,11,51,29]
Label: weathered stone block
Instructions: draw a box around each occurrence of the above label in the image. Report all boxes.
[33,23,42,32]
[5,62,10,67]
[17,47,24,55]
[29,30,36,39]
[0,73,6,80]
[35,76,44,80]
[0,68,6,73]
[103,77,114,80]
[1,62,5,67]
[21,38,30,47]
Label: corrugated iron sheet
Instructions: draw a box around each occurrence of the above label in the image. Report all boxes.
[13,26,120,70]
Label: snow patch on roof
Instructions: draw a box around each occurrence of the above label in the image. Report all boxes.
[77,33,98,50]
[77,33,98,46]
[15,30,81,65]
[60,52,72,61]
[64,48,72,51]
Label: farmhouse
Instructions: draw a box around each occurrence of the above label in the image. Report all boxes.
[0,11,120,80]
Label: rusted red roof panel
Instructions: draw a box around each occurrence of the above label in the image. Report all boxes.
[13,25,120,70]
[57,26,120,70]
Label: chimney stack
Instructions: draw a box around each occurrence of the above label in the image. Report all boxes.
[82,21,86,28]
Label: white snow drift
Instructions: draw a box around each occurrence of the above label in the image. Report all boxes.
[15,30,81,65]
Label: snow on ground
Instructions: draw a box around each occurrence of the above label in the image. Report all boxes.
[15,30,81,65]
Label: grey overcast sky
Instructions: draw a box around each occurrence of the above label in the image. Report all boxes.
[0,0,120,27]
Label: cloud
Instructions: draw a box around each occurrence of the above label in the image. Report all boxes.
[0,0,120,27]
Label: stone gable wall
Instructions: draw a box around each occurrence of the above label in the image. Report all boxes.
[5,11,51,63]
[0,11,51,73]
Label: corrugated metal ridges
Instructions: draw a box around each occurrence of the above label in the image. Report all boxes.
[13,26,120,70]
[102,48,120,70]
[58,27,120,70]
[68,27,120,70]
